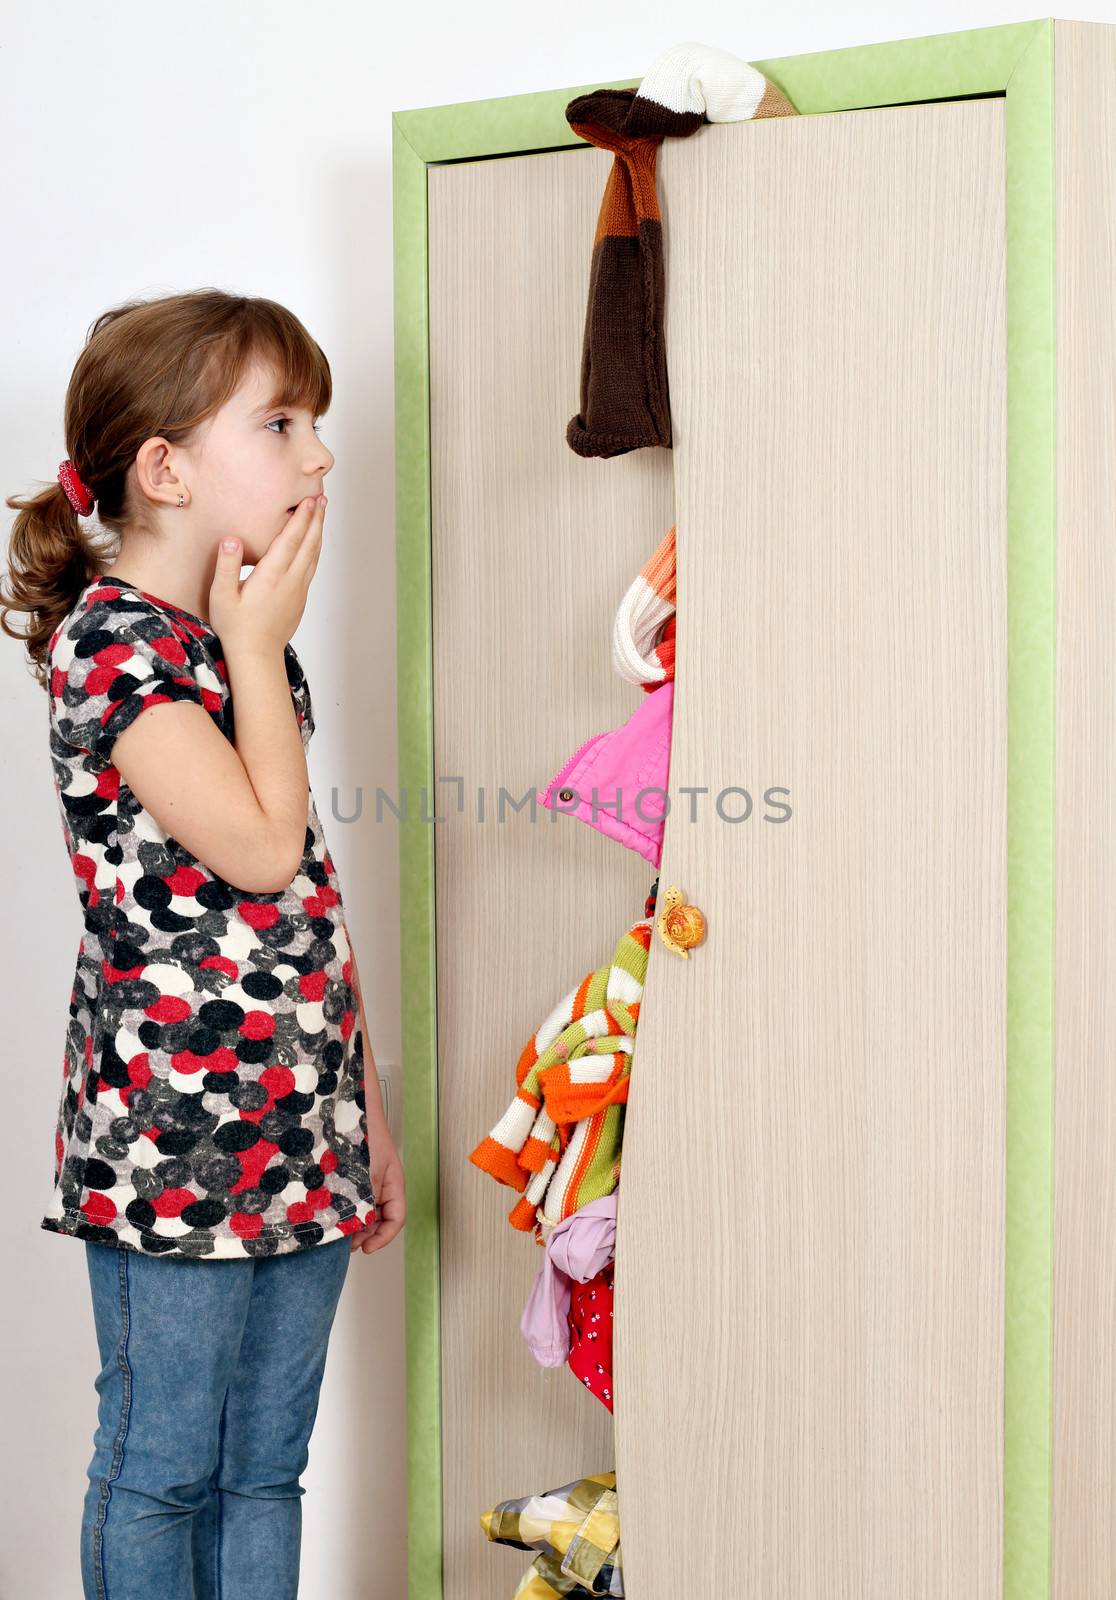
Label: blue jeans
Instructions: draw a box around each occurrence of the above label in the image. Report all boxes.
[80,1236,351,1599]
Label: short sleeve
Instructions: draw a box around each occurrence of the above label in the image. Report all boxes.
[284,642,315,747]
[49,602,211,765]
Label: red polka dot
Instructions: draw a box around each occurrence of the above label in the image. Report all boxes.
[169,1051,206,1076]
[240,1011,276,1041]
[307,1186,331,1211]
[90,643,134,673]
[299,970,327,1002]
[151,1187,196,1218]
[199,954,239,980]
[230,1212,263,1239]
[208,1049,242,1074]
[166,865,207,897]
[82,1192,118,1226]
[148,635,189,667]
[320,1150,338,1174]
[229,1138,279,1193]
[128,1055,152,1090]
[287,1201,313,1224]
[172,1046,239,1076]
[238,902,280,931]
[302,886,340,916]
[72,854,96,892]
[147,995,192,1023]
[260,1065,294,1098]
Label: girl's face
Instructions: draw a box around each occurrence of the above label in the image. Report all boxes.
[150,355,336,567]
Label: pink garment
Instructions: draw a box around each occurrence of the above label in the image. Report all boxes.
[520,1192,618,1368]
[536,682,673,868]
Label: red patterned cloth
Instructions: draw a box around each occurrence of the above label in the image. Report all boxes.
[568,1259,615,1412]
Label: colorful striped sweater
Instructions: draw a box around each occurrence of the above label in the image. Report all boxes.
[468,919,652,1240]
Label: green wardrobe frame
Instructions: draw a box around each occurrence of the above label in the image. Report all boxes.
[393,19,1055,1598]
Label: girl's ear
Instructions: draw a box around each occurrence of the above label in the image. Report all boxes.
[134,435,189,511]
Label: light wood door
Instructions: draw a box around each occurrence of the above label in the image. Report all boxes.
[613,98,1008,1595]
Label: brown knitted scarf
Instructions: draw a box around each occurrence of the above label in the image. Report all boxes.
[565,72,796,458]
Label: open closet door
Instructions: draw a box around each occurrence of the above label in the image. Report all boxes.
[614,98,1008,1594]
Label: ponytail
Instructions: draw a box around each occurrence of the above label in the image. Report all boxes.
[2,475,112,687]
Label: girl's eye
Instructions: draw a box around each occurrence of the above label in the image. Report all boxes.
[267,417,323,435]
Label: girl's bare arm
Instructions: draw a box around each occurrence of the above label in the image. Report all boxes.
[107,498,325,894]
[109,645,309,894]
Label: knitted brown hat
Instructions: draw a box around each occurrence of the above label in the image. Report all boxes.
[565,44,797,459]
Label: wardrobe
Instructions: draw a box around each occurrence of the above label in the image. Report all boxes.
[392,19,1116,1598]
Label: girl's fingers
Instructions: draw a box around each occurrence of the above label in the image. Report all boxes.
[286,497,325,587]
[258,495,322,581]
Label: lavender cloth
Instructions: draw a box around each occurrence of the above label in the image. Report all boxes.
[520,1192,618,1367]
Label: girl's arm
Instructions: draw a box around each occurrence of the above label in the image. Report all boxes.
[110,644,308,895]
[347,930,407,1255]
[107,505,324,895]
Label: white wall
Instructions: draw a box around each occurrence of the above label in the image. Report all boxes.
[1,1,1097,1593]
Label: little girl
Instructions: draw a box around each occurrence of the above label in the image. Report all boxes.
[1,286,405,1599]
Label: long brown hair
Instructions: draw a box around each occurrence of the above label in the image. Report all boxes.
[2,287,332,687]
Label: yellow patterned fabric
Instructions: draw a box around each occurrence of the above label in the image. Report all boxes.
[480,1471,623,1597]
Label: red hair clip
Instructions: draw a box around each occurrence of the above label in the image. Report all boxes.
[58,459,94,516]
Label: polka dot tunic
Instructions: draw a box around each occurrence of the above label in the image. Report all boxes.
[41,575,378,1260]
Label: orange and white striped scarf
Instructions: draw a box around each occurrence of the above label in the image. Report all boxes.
[612,524,676,691]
